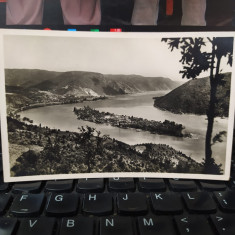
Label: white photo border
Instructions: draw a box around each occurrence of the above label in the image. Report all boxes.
[0,29,234,182]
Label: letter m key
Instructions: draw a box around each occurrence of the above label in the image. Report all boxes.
[143,218,154,226]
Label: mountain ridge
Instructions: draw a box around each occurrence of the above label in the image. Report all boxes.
[5,68,180,96]
[153,72,231,117]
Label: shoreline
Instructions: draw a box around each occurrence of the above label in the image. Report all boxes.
[8,117,206,176]
[7,95,108,117]
[73,105,190,138]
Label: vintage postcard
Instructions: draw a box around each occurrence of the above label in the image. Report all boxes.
[0,29,235,182]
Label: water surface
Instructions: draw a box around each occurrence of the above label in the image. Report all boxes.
[20,91,228,166]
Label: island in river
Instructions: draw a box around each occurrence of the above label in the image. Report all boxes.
[4,69,226,176]
[73,105,189,137]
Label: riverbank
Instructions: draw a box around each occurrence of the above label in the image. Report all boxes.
[74,105,188,137]
[7,94,107,117]
[8,117,205,176]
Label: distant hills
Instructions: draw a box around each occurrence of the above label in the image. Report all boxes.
[5,69,180,97]
[153,73,231,117]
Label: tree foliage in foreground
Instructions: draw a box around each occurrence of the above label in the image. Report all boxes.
[162,37,233,174]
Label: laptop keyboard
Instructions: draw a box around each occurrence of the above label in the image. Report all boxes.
[0,176,235,234]
[0,135,234,234]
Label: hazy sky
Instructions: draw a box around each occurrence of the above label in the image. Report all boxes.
[3,33,232,82]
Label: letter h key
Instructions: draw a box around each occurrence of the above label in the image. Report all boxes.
[83,193,113,216]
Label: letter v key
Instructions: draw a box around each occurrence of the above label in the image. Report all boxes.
[29,220,38,228]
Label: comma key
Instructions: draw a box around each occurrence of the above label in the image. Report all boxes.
[174,215,214,235]
[100,216,134,235]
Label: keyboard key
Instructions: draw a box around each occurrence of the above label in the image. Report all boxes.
[12,182,42,194]
[210,213,235,235]
[0,218,18,235]
[77,178,104,193]
[0,182,9,192]
[117,193,147,215]
[138,216,176,235]
[0,177,9,192]
[229,178,235,190]
[174,215,214,235]
[169,179,197,192]
[10,194,44,217]
[45,180,73,192]
[182,192,216,213]
[108,178,135,192]
[17,218,56,235]
[0,194,11,215]
[100,216,134,235]
[150,192,183,214]
[46,193,79,216]
[214,191,235,212]
[60,217,94,235]
[83,193,113,215]
[138,178,166,192]
[199,181,227,191]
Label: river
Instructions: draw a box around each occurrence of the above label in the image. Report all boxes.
[19,91,228,167]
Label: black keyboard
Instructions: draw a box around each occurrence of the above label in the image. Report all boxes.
[0,175,235,234]
[0,133,235,235]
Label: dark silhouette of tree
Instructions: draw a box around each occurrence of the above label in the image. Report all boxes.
[162,37,233,174]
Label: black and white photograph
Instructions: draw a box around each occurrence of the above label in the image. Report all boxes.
[0,30,235,181]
